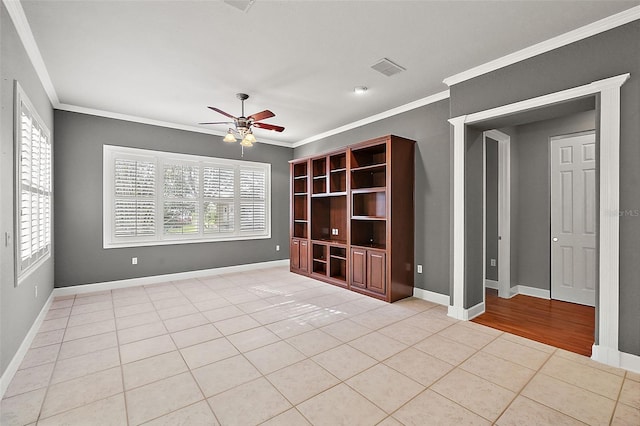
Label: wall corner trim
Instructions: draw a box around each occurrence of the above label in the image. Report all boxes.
[3,0,59,106]
[293,90,450,148]
[412,287,449,306]
[443,6,640,86]
[0,292,54,400]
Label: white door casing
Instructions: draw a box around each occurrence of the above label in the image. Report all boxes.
[483,130,511,299]
[550,132,596,306]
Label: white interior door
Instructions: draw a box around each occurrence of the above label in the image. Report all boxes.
[550,132,596,306]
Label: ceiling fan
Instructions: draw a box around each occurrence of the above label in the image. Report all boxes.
[200,93,285,147]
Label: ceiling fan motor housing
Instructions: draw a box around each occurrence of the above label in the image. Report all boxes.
[236,117,251,130]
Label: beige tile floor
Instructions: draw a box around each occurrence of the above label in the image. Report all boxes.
[1,266,639,425]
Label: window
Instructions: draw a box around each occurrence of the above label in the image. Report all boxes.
[103,145,271,248]
[15,82,52,281]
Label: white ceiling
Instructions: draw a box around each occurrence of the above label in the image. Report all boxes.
[18,0,639,146]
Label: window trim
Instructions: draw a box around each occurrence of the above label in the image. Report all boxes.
[103,145,271,249]
[14,81,52,285]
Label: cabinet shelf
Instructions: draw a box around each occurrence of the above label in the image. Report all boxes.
[313,175,327,180]
[311,238,347,245]
[312,192,347,198]
[351,243,387,250]
[330,254,347,261]
[294,175,307,180]
[352,187,385,194]
[331,168,347,173]
[294,192,308,196]
[350,163,386,173]
[313,258,327,263]
[294,219,308,223]
[351,215,386,221]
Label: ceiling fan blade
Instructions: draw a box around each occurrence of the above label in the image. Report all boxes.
[248,109,275,122]
[253,122,285,132]
[207,106,237,120]
[198,121,234,125]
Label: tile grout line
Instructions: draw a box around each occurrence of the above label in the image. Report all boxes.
[34,295,74,424]
[112,290,133,426]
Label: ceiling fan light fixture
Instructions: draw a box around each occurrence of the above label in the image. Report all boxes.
[244,132,257,144]
[240,137,254,147]
[223,130,237,143]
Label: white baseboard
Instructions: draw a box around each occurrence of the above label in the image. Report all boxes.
[0,291,54,399]
[592,344,640,374]
[54,259,290,296]
[511,285,550,300]
[465,302,485,320]
[413,287,449,306]
[447,305,464,320]
[485,279,499,290]
[447,301,485,321]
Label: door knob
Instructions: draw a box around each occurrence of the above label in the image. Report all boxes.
[553,237,558,242]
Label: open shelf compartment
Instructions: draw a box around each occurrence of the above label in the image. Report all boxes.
[351,220,386,249]
[352,191,386,218]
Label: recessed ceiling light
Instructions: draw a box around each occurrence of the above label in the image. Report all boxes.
[354,86,368,95]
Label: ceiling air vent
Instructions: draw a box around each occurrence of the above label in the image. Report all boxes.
[224,0,256,13]
[371,58,406,77]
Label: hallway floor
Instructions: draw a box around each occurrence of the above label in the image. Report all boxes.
[473,289,596,356]
[1,267,638,425]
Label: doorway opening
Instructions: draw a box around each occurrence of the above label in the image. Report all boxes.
[449,73,629,367]
[474,105,597,355]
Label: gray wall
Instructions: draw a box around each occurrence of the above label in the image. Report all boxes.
[512,110,596,291]
[485,138,498,282]
[54,111,291,287]
[1,4,55,376]
[451,21,640,355]
[294,99,451,296]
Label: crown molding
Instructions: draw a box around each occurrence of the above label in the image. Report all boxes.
[443,5,640,87]
[292,90,450,148]
[3,0,59,105]
[56,103,293,148]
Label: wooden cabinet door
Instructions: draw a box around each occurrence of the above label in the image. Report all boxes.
[351,248,367,288]
[299,240,309,272]
[367,250,386,294]
[290,239,300,269]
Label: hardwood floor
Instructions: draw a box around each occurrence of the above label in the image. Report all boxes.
[472,289,595,356]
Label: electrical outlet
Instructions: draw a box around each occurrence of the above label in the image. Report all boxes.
[132,257,138,265]
[417,264,423,274]
[490,258,496,267]
[276,245,280,251]
[35,285,38,298]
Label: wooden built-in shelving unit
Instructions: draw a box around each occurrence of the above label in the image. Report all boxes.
[289,135,415,302]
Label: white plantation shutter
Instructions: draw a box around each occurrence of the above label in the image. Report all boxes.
[163,163,199,235]
[203,166,235,233]
[240,168,266,232]
[16,84,52,278]
[104,146,270,247]
[114,159,156,237]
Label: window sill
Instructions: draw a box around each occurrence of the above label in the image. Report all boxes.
[103,233,271,249]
